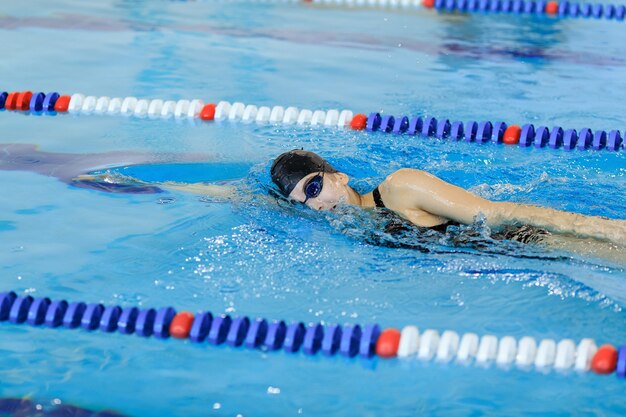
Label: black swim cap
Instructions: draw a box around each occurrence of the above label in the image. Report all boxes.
[270,150,337,196]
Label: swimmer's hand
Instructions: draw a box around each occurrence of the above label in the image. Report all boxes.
[71,173,163,194]
[493,202,626,247]
[74,173,122,183]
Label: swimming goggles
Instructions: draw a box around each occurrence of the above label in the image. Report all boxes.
[303,171,324,203]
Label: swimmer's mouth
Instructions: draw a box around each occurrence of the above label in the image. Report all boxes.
[332,205,337,210]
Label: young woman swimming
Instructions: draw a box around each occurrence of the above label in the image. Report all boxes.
[270,149,626,252]
[2,144,624,260]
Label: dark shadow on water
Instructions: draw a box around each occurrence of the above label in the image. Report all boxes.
[0,397,129,417]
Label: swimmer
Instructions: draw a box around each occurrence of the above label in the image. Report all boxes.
[270,149,626,260]
[2,144,625,261]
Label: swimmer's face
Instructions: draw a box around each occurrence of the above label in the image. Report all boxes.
[289,171,353,211]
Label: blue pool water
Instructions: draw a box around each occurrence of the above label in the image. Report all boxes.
[1,0,626,415]
[103,162,253,183]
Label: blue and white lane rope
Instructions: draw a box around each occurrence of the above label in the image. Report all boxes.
[304,0,424,8]
[1,90,624,152]
[1,291,625,377]
[303,0,626,22]
[425,0,626,21]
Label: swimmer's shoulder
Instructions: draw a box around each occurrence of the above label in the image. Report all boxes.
[382,168,433,187]
[378,168,433,199]
[376,168,439,220]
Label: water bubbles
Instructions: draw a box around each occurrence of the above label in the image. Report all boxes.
[157,197,176,204]
[267,386,281,395]
[451,292,465,307]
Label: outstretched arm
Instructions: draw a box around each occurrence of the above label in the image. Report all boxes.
[491,201,626,246]
[158,181,237,198]
[72,174,237,199]
[380,168,626,246]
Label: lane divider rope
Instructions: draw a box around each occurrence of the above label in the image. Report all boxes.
[304,0,424,8]
[303,0,626,22]
[1,90,623,152]
[423,0,626,20]
[1,291,624,378]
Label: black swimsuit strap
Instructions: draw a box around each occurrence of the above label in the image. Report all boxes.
[372,186,386,208]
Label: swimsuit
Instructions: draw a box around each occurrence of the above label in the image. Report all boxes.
[373,186,460,233]
[372,186,385,209]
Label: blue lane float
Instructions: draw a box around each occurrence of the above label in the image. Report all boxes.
[0,291,383,361]
[306,0,625,22]
[363,112,624,152]
[422,0,626,21]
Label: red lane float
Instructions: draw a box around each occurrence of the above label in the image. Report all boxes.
[376,328,402,358]
[350,113,368,130]
[54,96,71,113]
[545,1,559,14]
[5,92,18,111]
[199,103,216,121]
[503,124,522,145]
[591,344,618,375]
[16,91,33,111]
[170,311,195,339]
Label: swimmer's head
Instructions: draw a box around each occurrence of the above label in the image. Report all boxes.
[271,150,358,210]
[271,150,337,196]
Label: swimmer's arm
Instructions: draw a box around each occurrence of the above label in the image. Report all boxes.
[492,202,626,246]
[382,168,495,226]
[399,210,450,228]
[159,181,238,199]
[73,174,237,199]
[384,168,626,245]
